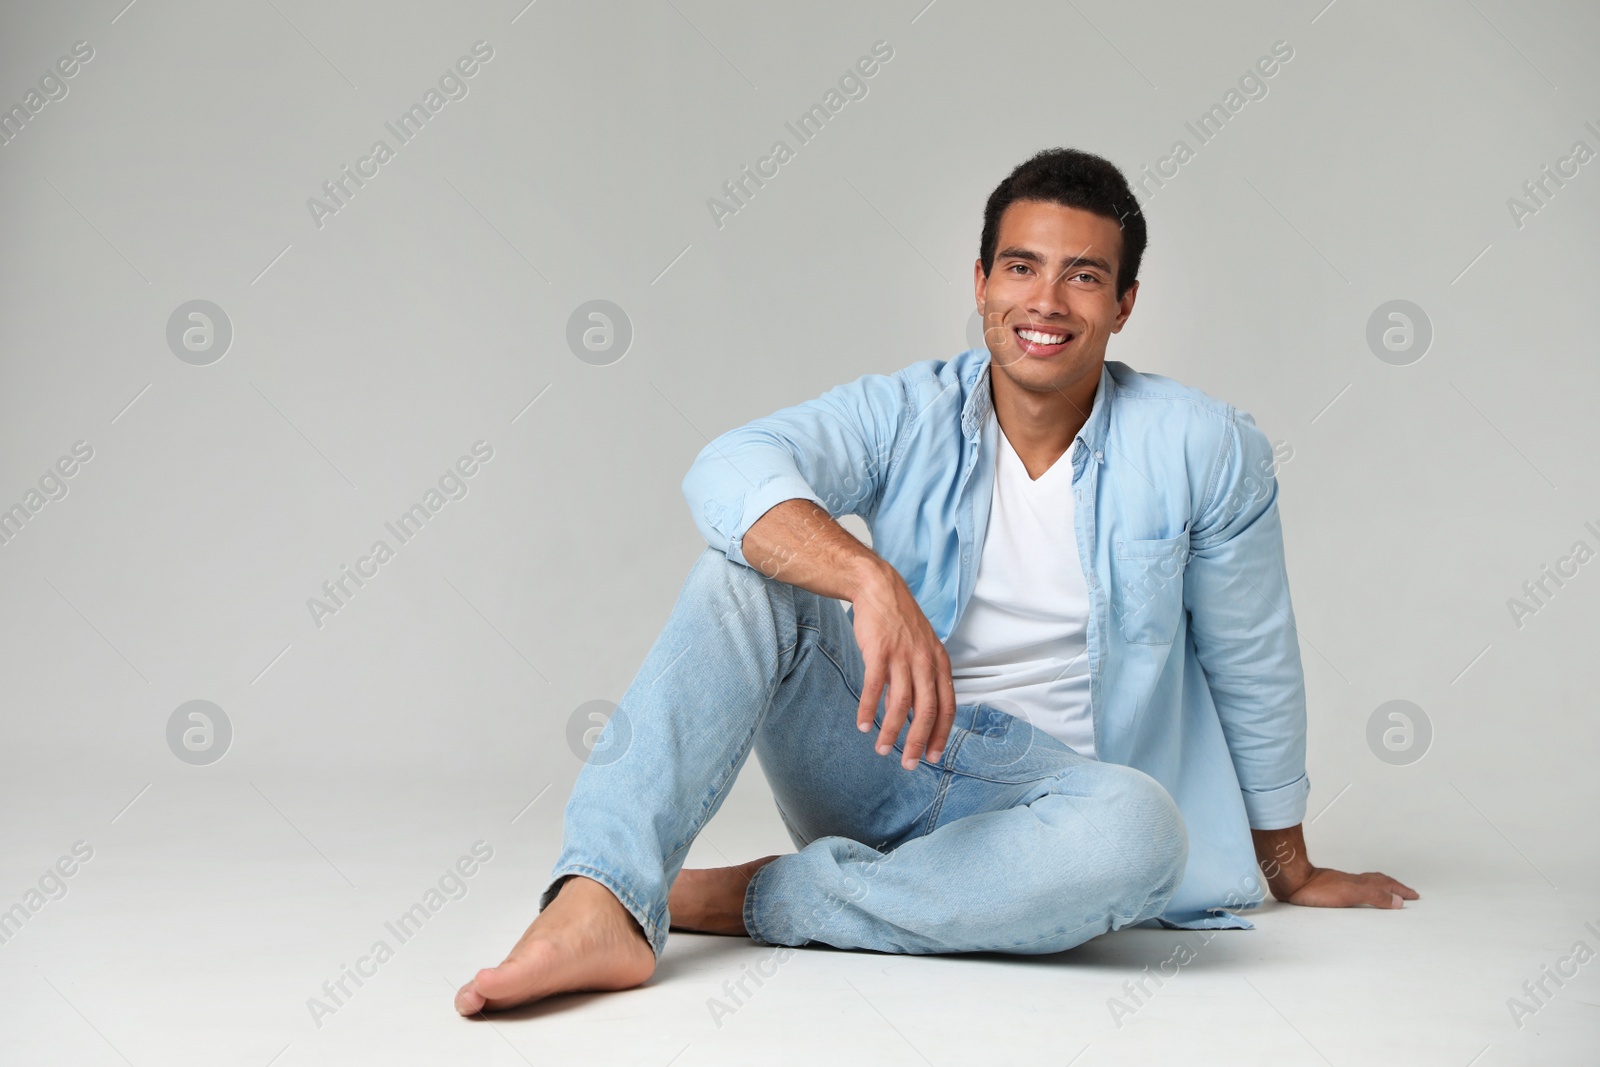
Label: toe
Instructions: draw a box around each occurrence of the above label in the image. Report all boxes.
[472,965,514,1000]
[454,980,486,1016]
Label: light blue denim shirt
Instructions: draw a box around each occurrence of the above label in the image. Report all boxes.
[681,346,1310,929]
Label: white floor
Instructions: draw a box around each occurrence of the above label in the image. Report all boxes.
[3,767,1596,1067]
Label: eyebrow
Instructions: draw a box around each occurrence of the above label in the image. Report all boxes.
[995,247,1115,277]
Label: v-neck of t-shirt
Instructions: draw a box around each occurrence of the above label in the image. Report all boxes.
[998,426,1074,488]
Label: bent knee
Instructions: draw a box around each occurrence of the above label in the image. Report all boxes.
[1112,768,1186,878]
[1045,764,1188,888]
[686,546,783,606]
[689,545,848,632]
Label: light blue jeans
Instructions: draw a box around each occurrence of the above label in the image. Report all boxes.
[541,547,1189,958]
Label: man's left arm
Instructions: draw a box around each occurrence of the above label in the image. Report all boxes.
[1185,409,1418,910]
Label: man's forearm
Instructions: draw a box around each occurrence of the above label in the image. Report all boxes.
[1250,823,1316,900]
[740,498,893,603]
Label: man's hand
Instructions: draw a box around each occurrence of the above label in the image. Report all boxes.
[849,561,957,770]
[1274,867,1419,909]
[1251,823,1419,909]
[738,499,956,771]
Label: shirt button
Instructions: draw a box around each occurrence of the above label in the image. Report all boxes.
[1094,450,1104,462]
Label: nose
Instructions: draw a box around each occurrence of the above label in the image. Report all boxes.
[1026,274,1071,319]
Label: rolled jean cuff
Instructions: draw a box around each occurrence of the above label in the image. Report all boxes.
[540,863,669,959]
[741,858,782,948]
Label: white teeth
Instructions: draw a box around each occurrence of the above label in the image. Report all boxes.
[1018,328,1068,344]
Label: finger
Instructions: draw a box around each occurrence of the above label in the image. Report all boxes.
[1354,879,1404,909]
[926,657,957,764]
[900,655,940,769]
[857,659,885,734]
[876,661,912,756]
[1374,874,1420,899]
[876,660,912,754]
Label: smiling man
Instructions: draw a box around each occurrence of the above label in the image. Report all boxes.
[454,147,1416,1015]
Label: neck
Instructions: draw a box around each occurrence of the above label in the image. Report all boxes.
[989,358,1103,477]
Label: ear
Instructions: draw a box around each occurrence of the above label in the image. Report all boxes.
[1110,279,1139,333]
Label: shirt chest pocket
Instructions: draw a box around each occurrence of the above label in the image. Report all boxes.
[1112,530,1189,645]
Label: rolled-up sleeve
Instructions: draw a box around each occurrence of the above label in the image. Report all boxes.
[681,371,905,570]
[1184,409,1310,831]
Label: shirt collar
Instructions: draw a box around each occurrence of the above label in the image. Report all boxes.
[960,351,992,440]
[1073,361,1115,458]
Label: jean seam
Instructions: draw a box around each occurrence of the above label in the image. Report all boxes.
[661,721,766,868]
[937,728,1073,787]
[811,625,864,704]
[921,765,955,834]
[939,722,971,767]
[939,762,1079,786]
[659,626,783,866]
[1008,912,1123,953]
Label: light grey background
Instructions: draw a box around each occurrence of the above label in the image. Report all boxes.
[2,1,1596,1064]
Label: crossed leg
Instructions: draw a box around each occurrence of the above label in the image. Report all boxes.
[675,566,1188,956]
[455,547,1187,1013]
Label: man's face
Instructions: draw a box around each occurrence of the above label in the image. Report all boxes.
[974,199,1138,398]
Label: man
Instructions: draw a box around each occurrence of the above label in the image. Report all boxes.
[455,147,1416,1015]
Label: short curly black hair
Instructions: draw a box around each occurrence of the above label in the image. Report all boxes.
[979,147,1147,300]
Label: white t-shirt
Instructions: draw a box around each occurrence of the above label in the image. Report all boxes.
[944,416,1095,758]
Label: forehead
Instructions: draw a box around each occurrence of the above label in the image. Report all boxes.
[996,199,1123,267]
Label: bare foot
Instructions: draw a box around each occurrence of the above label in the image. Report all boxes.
[669,856,780,936]
[454,876,656,1015]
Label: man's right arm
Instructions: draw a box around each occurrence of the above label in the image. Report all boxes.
[679,369,955,768]
[739,497,884,602]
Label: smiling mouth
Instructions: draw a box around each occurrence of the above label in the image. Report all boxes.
[1013,325,1075,357]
